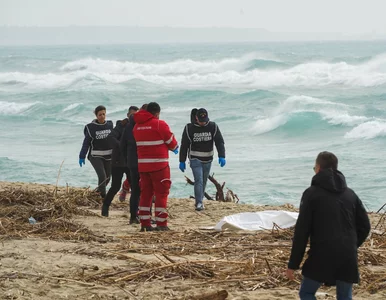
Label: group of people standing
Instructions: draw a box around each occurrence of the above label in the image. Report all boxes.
[79,102,226,231]
[79,103,373,299]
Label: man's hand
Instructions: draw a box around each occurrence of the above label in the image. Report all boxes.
[286,268,295,280]
[79,158,85,167]
[172,146,179,155]
[179,162,186,172]
[218,157,226,167]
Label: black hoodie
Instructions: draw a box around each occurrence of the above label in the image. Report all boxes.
[288,169,371,285]
[106,119,129,167]
[120,114,138,168]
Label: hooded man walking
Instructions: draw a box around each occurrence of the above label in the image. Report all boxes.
[286,151,371,300]
[179,108,226,211]
[133,102,178,232]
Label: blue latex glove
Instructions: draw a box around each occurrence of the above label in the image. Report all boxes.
[179,162,186,172]
[79,158,85,167]
[172,146,179,155]
[218,157,226,167]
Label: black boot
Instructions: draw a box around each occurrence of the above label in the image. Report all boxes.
[155,226,170,231]
[101,204,109,217]
[140,226,154,232]
[129,217,140,224]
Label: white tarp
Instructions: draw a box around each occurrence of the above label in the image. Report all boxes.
[214,210,299,231]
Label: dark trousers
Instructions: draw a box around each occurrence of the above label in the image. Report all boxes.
[103,166,130,210]
[88,156,111,198]
[129,166,140,220]
[299,277,352,300]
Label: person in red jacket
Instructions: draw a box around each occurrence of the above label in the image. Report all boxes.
[133,102,178,232]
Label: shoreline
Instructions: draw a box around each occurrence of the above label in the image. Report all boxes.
[0,180,385,300]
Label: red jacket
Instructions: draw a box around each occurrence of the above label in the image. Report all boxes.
[133,110,178,172]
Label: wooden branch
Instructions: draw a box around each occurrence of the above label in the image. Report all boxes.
[208,175,225,201]
[204,192,214,201]
[115,261,187,282]
[185,176,194,186]
[185,176,214,200]
[14,271,95,287]
[118,287,140,300]
[186,275,268,286]
[114,259,250,282]
[265,258,272,274]
[377,203,386,213]
[234,194,240,203]
[185,290,228,300]
[53,160,65,198]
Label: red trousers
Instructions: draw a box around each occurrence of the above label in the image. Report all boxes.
[138,166,171,227]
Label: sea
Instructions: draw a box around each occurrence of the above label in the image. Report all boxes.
[1,41,386,211]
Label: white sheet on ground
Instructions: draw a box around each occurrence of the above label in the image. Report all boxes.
[214,210,299,231]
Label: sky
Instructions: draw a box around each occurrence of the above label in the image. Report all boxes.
[1,0,386,34]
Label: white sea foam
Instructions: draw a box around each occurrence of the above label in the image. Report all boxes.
[322,113,369,126]
[60,52,279,75]
[252,95,369,134]
[63,103,82,112]
[162,107,193,113]
[0,101,40,115]
[2,53,386,89]
[0,71,86,89]
[345,121,386,139]
[253,114,289,135]
[60,53,386,88]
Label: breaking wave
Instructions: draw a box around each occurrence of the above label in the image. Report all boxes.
[2,53,386,89]
[345,121,386,139]
[0,100,41,115]
[252,95,370,135]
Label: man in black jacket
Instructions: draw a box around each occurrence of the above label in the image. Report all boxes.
[120,104,146,224]
[102,106,139,218]
[179,108,226,211]
[286,151,371,300]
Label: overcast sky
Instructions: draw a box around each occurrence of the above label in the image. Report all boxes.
[1,0,386,34]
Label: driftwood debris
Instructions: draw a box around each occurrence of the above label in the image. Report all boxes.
[376,202,386,214]
[184,176,213,200]
[185,174,238,203]
[184,289,228,300]
[0,186,109,242]
[85,218,386,294]
[208,174,225,201]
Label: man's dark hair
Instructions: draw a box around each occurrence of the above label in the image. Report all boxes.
[316,151,338,170]
[146,102,161,115]
[94,105,106,115]
[128,106,139,112]
[190,108,198,124]
[140,103,148,110]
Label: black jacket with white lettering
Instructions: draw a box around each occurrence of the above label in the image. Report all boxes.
[79,120,113,160]
[180,121,225,163]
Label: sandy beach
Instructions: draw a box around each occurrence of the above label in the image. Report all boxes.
[0,181,385,300]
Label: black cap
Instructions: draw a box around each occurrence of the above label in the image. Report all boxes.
[196,108,209,122]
